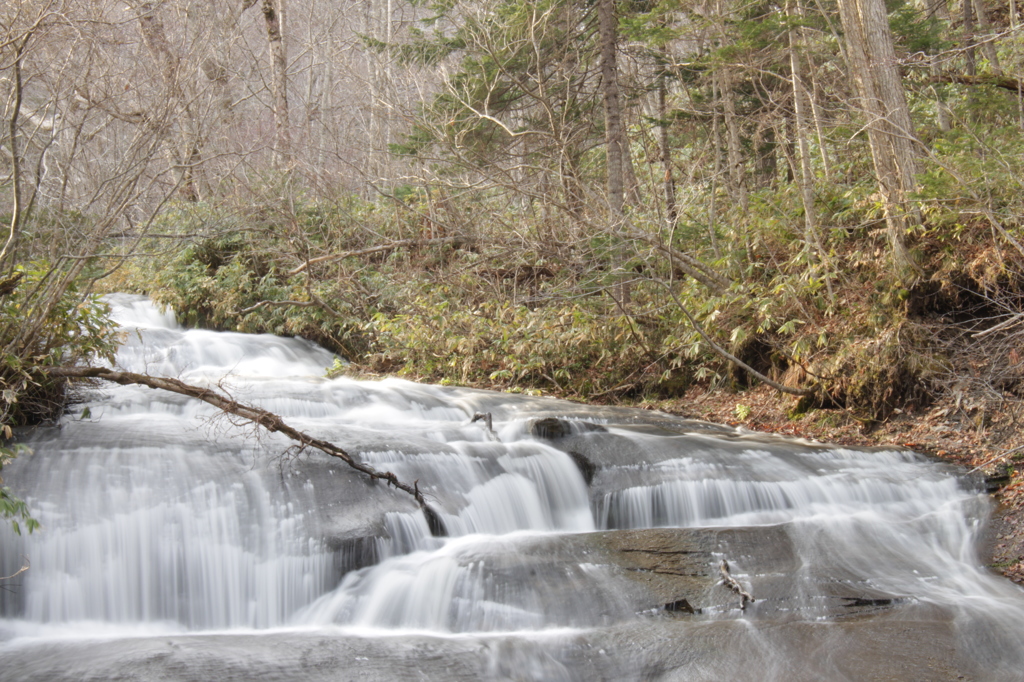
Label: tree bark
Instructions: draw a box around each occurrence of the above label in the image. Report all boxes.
[134,0,200,201]
[1,37,27,266]
[261,0,291,167]
[836,0,921,274]
[598,0,625,217]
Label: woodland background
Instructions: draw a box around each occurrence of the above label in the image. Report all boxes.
[3,0,1024,533]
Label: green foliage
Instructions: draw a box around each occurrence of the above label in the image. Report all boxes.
[1,262,119,426]
[0,262,119,535]
[1,442,38,535]
[360,294,677,396]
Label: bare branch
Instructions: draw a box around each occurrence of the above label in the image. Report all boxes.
[1,558,29,582]
[287,236,466,276]
[972,313,1024,339]
[719,559,755,609]
[45,367,429,507]
[662,285,815,397]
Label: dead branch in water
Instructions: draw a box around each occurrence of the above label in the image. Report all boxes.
[719,559,755,609]
[1,558,29,582]
[46,367,428,507]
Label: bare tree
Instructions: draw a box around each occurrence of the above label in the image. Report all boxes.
[260,0,291,167]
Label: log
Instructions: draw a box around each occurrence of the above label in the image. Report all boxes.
[926,73,1024,93]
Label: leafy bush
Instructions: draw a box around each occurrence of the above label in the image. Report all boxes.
[0,261,121,534]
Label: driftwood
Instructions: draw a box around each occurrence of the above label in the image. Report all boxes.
[46,367,428,507]
[719,559,755,609]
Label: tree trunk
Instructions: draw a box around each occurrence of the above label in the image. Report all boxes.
[926,0,953,132]
[805,21,833,180]
[788,2,824,263]
[963,0,976,77]
[708,73,723,259]
[975,0,1002,76]
[598,0,631,304]
[135,0,200,201]
[837,0,921,274]
[789,0,834,302]
[658,50,677,226]
[261,0,291,168]
[598,0,625,217]
[1,37,27,266]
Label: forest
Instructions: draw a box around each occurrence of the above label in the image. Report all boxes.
[1,0,1024,558]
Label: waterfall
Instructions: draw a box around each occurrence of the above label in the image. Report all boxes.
[2,295,1023,681]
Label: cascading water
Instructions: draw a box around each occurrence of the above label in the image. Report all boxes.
[1,294,1022,681]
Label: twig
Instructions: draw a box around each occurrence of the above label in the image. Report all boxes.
[1,558,29,581]
[972,313,1024,339]
[968,444,1024,474]
[287,236,464,276]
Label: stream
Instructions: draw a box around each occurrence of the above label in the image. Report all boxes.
[1,294,1023,680]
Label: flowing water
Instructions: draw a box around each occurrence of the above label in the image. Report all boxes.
[1,295,1023,680]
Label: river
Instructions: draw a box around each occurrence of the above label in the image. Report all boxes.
[1,294,1022,680]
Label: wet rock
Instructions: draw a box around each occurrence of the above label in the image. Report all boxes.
[663,598,696,614]
[530,417,607,440]
[567,450,596,485]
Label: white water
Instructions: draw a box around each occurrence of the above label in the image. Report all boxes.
[1,295,1023,680]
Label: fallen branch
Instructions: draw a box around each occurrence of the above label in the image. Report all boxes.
[663,285,815,397]
[288,236,465,276]
[926,73,1024,94]
[46,367,428,507]
[239,299,321,314]
[239,292,343,318]
[627,230,730,292]
[1,558,29,581]
[972,313,1024,339]
[968,444,1024,475]
[470,411,494,433]
[719,559,755,609]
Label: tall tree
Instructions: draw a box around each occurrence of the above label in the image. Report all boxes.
[260,0,291,167]
[599,0,627,217]
[837,0,921,273]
